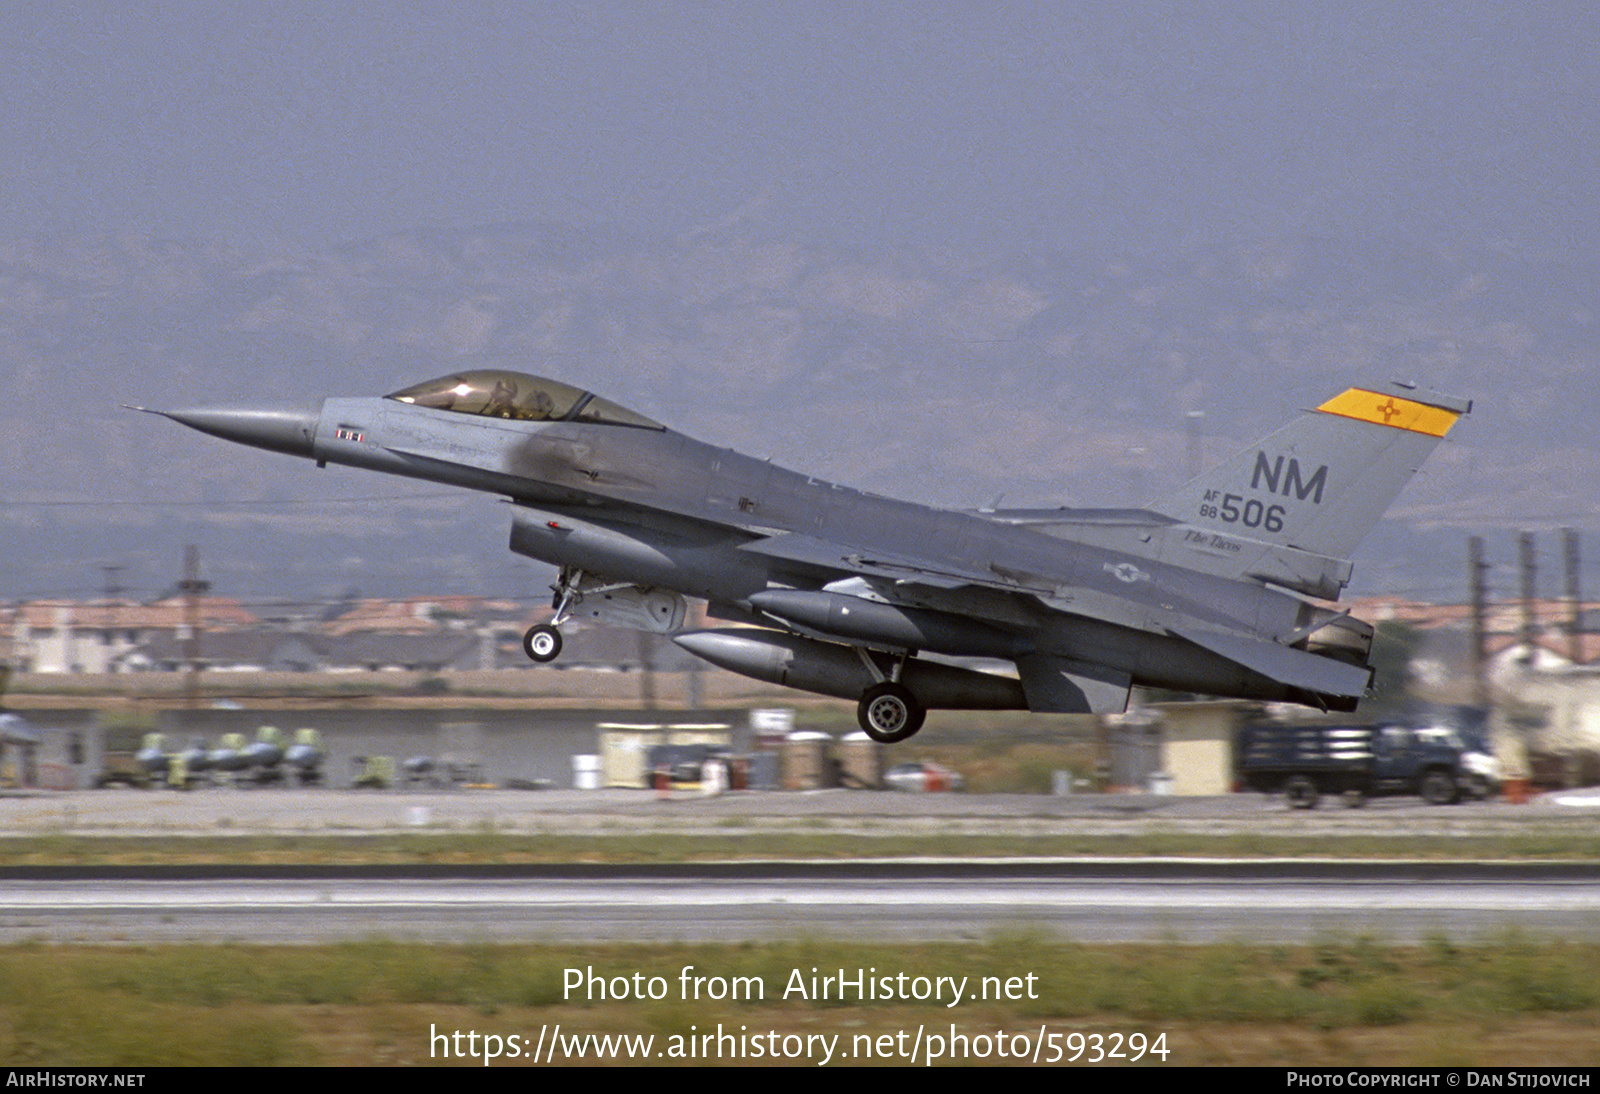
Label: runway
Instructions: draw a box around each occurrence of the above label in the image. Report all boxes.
[5,862,1598,944]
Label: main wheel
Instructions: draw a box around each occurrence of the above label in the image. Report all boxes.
[857,682,925,743]
[523,624,563,663]
[1284,775,1320,810]
[1420,770,1459,806]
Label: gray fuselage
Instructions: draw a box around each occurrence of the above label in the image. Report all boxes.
[310,395,1319,702]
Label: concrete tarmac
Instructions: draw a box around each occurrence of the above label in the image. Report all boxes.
[4,862,1599,944]
[4,788,1599,944]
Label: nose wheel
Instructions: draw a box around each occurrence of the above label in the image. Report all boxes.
[857,682,925,743]
[524,567,584,664]
[523,623,563,663]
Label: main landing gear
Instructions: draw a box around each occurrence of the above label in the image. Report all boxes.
[853,648,926,743]
[857,681,925,743]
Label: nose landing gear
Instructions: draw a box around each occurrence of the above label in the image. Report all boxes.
[522,567,583,664]
[523,623,563,663]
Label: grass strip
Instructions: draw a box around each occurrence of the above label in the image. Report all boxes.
[4,829,1600,866]
[3,936,1598,1066]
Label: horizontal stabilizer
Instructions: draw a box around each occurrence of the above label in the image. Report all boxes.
[1015,653,1131,714]
[1169,624,1371,699]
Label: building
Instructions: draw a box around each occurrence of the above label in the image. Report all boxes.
[4,598,258,674]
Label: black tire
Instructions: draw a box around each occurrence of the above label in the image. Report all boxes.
[1284,775,1320,810]
[523,624,562,663]
[1420,770,1459,806]
[857,682,925,743]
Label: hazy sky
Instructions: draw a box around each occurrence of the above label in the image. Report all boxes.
[1,3,1595,603]
[4,2,1596,255]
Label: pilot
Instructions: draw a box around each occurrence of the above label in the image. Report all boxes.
[526,388,555,419]
[484,378,519,418]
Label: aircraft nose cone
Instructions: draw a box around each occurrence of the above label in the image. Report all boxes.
[157,403,321,459]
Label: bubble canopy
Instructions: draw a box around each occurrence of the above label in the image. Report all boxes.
[386,370,663,429]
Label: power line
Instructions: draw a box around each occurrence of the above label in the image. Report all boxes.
[6,492,464,509]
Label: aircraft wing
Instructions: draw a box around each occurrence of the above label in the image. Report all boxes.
[740,531,1371,705]
[736,532,987,591]
[741,530,1238,630]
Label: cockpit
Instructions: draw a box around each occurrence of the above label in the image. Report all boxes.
[386,370,663,430]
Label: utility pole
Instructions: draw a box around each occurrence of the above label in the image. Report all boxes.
[0,601,13,709]
[1519,531,1538,665]
[1469,535,1488,703]
[637,630,657,711]
[1185,410,1206,480]
[101,563,123,675]
[179,545,210,709]
[1563,528,1582,667]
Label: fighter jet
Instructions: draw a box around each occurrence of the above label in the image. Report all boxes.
[141,372,1469,742]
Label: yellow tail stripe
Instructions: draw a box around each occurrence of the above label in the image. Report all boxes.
[1316,388,1461,437]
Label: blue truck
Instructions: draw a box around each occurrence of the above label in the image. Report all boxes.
[1237,722,1500,809]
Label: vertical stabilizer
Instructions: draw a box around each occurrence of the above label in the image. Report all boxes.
[1155,382,1470,563]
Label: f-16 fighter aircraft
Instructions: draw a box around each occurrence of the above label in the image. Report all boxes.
[142,372,1469,742]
